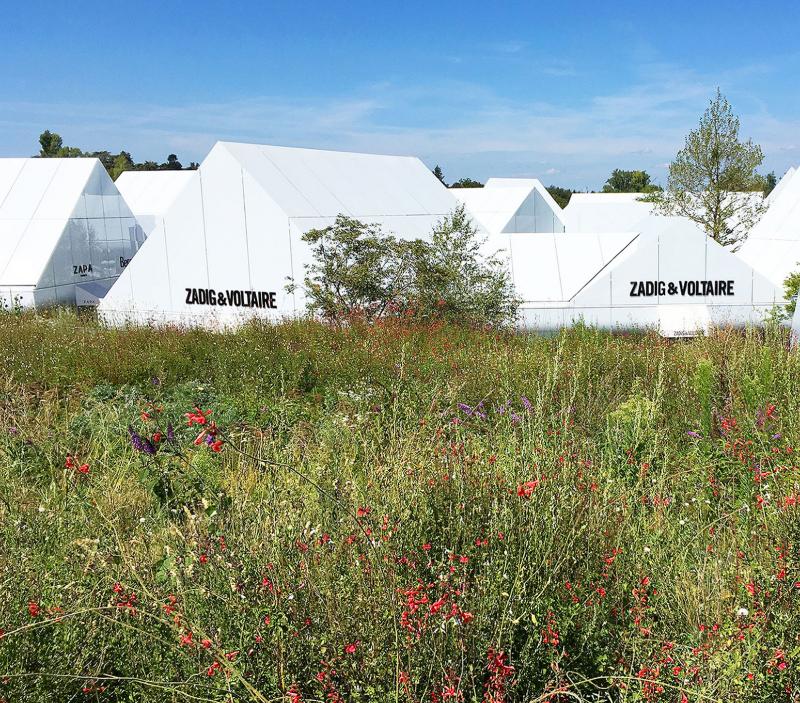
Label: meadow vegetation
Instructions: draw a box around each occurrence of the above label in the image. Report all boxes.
[0,311,798,702]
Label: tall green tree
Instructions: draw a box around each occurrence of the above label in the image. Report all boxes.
[650,89,766,249]
[432,165,446,186]
[38,130,64,157]
[602,169,660,193]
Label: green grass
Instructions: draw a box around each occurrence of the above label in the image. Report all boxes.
[0,310,798,702]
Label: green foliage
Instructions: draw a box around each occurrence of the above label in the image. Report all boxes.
[0,315,799,702]
[413,206,519,325]
[450,177,483,188]
[691,358,716,437]
[601,168,661,193]
[432,164,446,185]
[783,266,800,316]
[298,207,519,326]
[763,171,777,197]
[546,185,576,208]
[650,89,766,249]
[35,130,198,180]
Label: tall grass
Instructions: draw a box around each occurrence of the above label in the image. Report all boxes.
[0,311,798,702]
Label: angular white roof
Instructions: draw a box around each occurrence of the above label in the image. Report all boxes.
[99,142,462,325]
[766,166,796,205]
[116,170,197,236]
[0,158,140,308]
[737,167,800,285]
[219,142,457,219]
[451,178,564,234]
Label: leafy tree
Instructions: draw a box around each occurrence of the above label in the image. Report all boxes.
[783,266,800,317]
[649,89,766,249]
[39,130,63,157]
[450,177,483,188]
[546,185,576,208]
[297,208,518,326]
[602,169,660,193]
[432,165,446,186]
[164,154,182,170]
[763,171,777,197]
[412,206,518,326]
[298,216,421,322]
[110,152,135,180]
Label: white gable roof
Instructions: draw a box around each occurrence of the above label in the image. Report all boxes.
[452,178,564,234]
[737,167,800,285]
[116,170,197,236]
[766,166,796,205]
[218,142,457,219]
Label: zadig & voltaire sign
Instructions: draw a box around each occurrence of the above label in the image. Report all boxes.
[629,280,735,297]
[185,287,278,309]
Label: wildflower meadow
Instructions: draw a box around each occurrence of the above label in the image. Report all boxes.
[0,311,798,702]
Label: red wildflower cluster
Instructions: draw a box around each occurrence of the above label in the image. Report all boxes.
[111,582,137,616]
[483,648,515,703]
[541,610,560,648]
[399,578,473,640]
[65,455,89,475]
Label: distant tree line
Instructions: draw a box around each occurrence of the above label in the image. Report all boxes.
[37,130,199,181]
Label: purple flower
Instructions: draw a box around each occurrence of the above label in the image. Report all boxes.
[151,376,161,386]
[129,425,157,455]
[521,396,532,413]
[167,423,175,442]
[771,433,781,440]
[458,403,473,417]
[510,412,521,425]
[687,431,701,439]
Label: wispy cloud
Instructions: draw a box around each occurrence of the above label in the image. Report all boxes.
[0,58,795,189]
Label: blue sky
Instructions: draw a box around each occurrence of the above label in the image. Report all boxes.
[1,1,799,189]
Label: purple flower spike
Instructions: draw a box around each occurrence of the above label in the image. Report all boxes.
[458,403,473,417]
[687,431,701,439]
[771,433,781,440]
[521,396,533,413]
[167,423,175,442]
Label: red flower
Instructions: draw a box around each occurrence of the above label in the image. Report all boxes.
[27,601,40,618]
[422,543,432,551]
[344,640,360,655]
[516,480,538,498]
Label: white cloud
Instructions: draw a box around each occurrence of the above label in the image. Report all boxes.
[0,59,795,189]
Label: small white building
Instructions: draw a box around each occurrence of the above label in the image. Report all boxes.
[116,170,197,237]
[0,157,142,309]
[99,142,461,325]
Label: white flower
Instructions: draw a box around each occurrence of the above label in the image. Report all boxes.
[736,607,749,619]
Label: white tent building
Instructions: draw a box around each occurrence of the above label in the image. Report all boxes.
[736,166,800,288]
[451,178,565,234]
[0,157,143,309]
[115,170,197,237]
[99,142,461,325]
[510,218,783,335]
